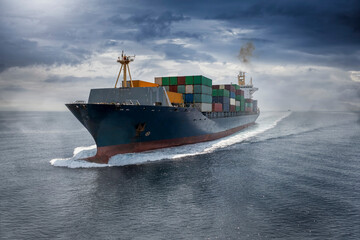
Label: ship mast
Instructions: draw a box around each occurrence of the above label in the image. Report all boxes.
[114,51,135,88]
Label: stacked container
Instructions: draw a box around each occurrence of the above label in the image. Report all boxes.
[212,85,230,112]
[245,99,253,112]
[155,75,213,112]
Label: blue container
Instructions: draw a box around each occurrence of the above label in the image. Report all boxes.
[212,96,219,103]
[184,94,194,103]
[223,103,230,112]
[218,96,230,105]
[230,92,235,98]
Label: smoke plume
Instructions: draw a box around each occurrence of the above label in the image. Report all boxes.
[238,42,255,63]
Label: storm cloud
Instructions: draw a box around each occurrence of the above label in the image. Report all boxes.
[0,0,359,111]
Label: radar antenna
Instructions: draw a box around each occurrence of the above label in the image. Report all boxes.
[114,51,135,88]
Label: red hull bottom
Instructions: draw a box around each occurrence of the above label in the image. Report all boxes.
[86,122,255,164]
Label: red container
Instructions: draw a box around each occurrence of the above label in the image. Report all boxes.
[245,98,253,103]
[212,85,220,89]
[240,90,244,96]
[230,105,236,112]
[235,89,242,95]
[169,85,178,92]
[177,76,186,85]
[224,85,235,92]
[212,103,223,112]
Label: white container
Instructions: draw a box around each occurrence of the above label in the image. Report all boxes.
[230,98,236,105]
[219,85,225,89]
[154,77,162,85]
[185,85,194,93]
[194,103,212,112]
[236,100,240,106]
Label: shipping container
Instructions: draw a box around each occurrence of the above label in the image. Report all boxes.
[218,89,229,97]
[194,85,212,95]
[184,94,194,103]
[194,75,212,86]
[194,103,212,112]
[230,98,236,106]
[154,77,162,85]
[162,77,170,86]
[245,98,253,103]
[212,85,220,89]
[185,76,194,85]
[177,85,186,94]
[236,106,241,112]
[235,95,241,101]
[177,76,186,85]
[232,84,240,90]
[169,85,178,92]
[219,85,225,89]
[212,103,223,112]
[217,96,230,105]
[236,100,240,106]
[224,84,235,92]
[185,85,194,93]
[194,94,212,103]
[223,104,230,112]
[166,91,184,104]
[126,80,159,87]
[230,105,236,112]
[230,92,235,99]
[212,96,219,103]
[235,89,242,95]
[212,89,218,96]
[170,77,177,85]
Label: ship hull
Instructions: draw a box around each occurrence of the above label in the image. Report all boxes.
[66,104,259,163]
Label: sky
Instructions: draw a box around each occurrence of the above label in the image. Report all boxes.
[0,0,359,111]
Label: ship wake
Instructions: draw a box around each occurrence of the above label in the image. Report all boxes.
[50,112,291,168]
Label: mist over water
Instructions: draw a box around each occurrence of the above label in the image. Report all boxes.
[1,111,359,239]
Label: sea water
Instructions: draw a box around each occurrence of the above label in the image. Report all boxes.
[0,111,359,239]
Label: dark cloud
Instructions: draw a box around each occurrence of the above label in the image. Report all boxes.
[108,11,189,41]
[0,33,92,72]
[153,43,215,62]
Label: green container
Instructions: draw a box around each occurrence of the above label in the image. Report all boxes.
[177,85,186,93]
[236,106,241,112]
[194,94,212,103]
[162,77,170,86]
[241,100,245,111]
[236,95,241,101]
[170,77,177,85]
[185,76,194,85]
[218,89,230,97]
[194,75,212,87]
[212,89,218,96]
[232,84,240,90]
[194,85,212,95]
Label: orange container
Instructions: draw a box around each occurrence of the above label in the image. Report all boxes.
[126,80,159,87]
[166,91,184,104]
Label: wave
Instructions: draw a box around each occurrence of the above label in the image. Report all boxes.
[50,111,291,168]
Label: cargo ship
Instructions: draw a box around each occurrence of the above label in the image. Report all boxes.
[66,52,259,163]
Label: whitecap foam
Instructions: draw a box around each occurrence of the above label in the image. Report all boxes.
[50,112,291,168]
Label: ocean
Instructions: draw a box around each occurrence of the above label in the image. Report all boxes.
[0,111,359,239]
